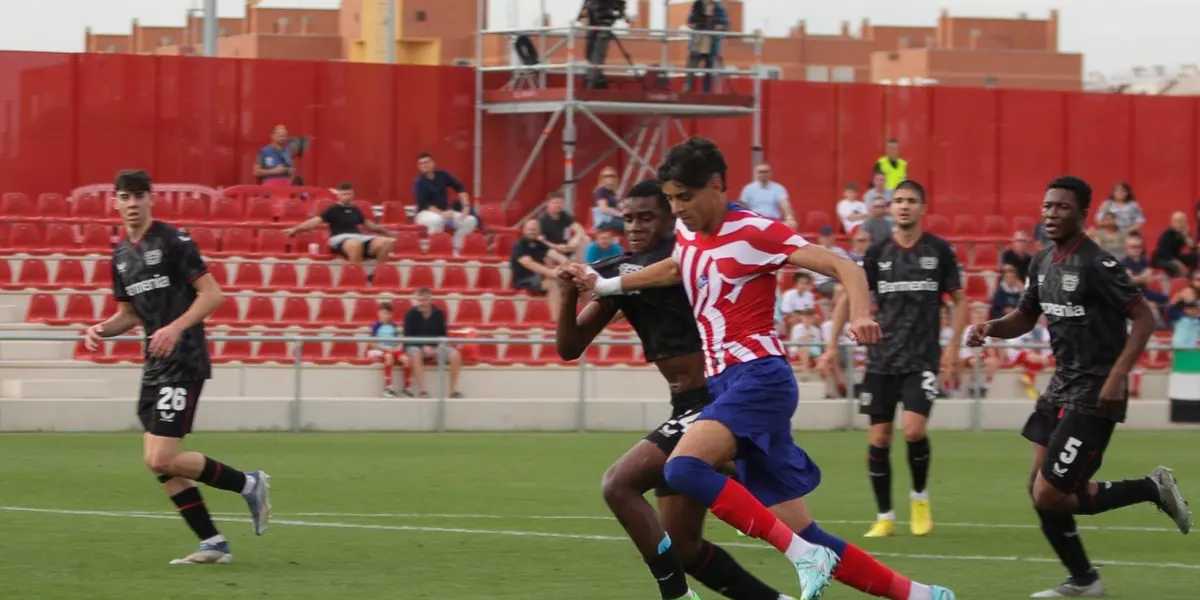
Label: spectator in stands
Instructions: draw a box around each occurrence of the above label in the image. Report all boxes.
[738,163,795,229]
[860,196,894,244]
[403,287,464,398]
[583,228,623,263]
[592,167,622,230]
[836,182,868,234]
[412,152,479,251]
[685,0,729,93]
[848,229,871,263]
[788,308,823,374]
[806,226,848,302]
[989,264,1024,319]
[367,301,411,398]
[1122,233,1166,304]
[539,192,589,256]
[1033,221,1050,247]
[863,172,892,206]
[1168,269,1200,347]
[872,138,907,191]
[1152,211,1199,277]
[780,272,816,317]
[1001,230,1033,281]
[253,125,294,187]
[1088,211,1126,258]
[511,219,569,319]
[1095,181,1145,235]
[284,183,395,266]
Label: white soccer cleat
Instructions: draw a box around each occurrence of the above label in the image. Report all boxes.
[169,541,233,565]
[1149,466,1192,534]
[1030,578,1106,597]
[242,471,273,536]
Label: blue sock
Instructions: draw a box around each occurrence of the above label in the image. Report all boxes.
[663,456,726,507]
[799,522,847,557]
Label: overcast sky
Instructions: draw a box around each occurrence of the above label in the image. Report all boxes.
[0,0,1195,76]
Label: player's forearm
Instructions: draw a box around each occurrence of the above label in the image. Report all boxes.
[1112,300,1155,376]
[948,293,969,351]
[832,257,871,320]
[987,309,1037,339]
[594,257,680,296]
[826,294,849,354]
[99,310,141,337]
[169,290,224,331]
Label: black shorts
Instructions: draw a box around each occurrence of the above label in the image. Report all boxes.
[859,370,938,424]
[643,386,712,497]
[512,273,545,294]
[137,381,205,438]
[1021,403,1116,493]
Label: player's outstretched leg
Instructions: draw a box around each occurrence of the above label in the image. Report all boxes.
[157,474,233,565]
[146,435,272,537]
[902,411,934,537]
[799,523,956,599]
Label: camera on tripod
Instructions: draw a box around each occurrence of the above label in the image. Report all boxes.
[579,0,631,90]
[580,0,627,27]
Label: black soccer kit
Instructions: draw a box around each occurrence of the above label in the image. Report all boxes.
[112,221,213,438]
[591,240,705,496]
[860,233,962,423]
[322,203,375,258]
[1017,236,1144,493]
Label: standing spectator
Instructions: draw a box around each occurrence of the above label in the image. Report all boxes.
[367,301,411,397]
[253,125,294,188]
[1152,211,1199,277]
[1001,230,1033,281]
[863,172,892,206]
[1032,221,1050,247]
[1088,211,1126,258]
[402,288,464,399]
[835,183,869,234]
[1122,234,1168,306]
[412,152,479,251]
[860,197,894,244]
[591,167,622,230]
[685,0,728,93]
[511,219,569,319]
[539,193,589,256]
[872,138,907,191]
[737,163,795,229]
[1094,181,1145,235]
[583,228,623,263]
[284,183,395,266]
[989,264,1024,319]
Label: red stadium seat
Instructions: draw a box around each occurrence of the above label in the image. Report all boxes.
[0,259,13,289]
[453,299,484,326]
[244,197,276,223]
[391,298,413,316]
[279,198,310,223]
[230,262,266,291]
[352,200,375,218]
[208,197,243,223]
[500,335,537,365]
[107,340,144,364]
[965,275,991,300]
[206,261,229,287]
[522,300,552,327]
[303,263,334,291]
[25,293,58,323]
[491,233,515,258]
[952,215,981,237]
[218,228,254,256]
[36,194,69,220]
[953,244,969,267]
[475,338,499,364]
[392,233,422,259]
[91,259,113,288]
[802,211,832,234]
[973,245,1000,269]
[9,223,44,251]
[475,266,508,294]
[255,334,291,364]
[293,230,329,257]
[338,264,369,292]
[324,335,368,365]
[187,227,218,253]
[459,233,489,259]
[217,331,253,363]
[298,340,326,362]
[154,197,177,221]
[53,259,86,289]
[277,297,311,326]
[925,215,950,236]
[440,266,468,292]
[71,194,107,221]
[177,197,210,222]
[268,263,300,292]
[19,258,50,288]
[39,223,78,254]
[372,264,401,290]
[80,224,112,253]
[427,233,454,258]
[477,203,506,228]
[316,297,348,326]
[600,339,638,365]
[207,297,240,326]
[2,193,34,217]
[982,215,1010,237]
[405,265,435,292]
[1012,216,1037,235]
[0,224,9,251]
[73,335,103,362]
[242,296,277,326]
[381,201,407,225]
[53,293,96,326]
[349,298,379,326]
[490,299,519,327]
[256,229,289,257]
[100,294,117,317]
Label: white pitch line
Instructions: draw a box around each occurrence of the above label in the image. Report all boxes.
[1,506,1196,571]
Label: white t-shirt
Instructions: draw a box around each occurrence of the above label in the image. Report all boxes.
[789,323,823,358]
[780,289,815,314]
[836,199,869,233]
[808,245,849,286]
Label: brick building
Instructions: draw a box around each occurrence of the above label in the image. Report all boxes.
[83,0,1082,91]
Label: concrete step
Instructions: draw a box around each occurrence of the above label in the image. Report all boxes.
[0,340,75,361]
[0,379,111,399]
[0,304,17,324]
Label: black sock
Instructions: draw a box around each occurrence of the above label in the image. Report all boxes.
[198,457,248,493]
[1036,508,1096,582]
[686,541,781,600]
[170,487,221,541]
[868,445,892,514]
[907,437,932,494]
[1075,478,1159,515]
[646,537,691,600]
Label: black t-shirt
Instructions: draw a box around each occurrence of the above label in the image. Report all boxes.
[402,306,447,348]
[1018,236,1143,422]
[510,238,549,282]
[591,240,701,364]
[111,221,212,385]
[1002,249,1033,281]
[321,204,366,236]
[863,232,961,374]
[539,212,573,245]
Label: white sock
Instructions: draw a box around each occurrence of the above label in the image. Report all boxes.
[911,490,930,501]
[241,474,256,495]
[908,582,934,600]
[201,534,226,546]
[783,534,817,562]
[879,511,896,521]
[779,595,797,600]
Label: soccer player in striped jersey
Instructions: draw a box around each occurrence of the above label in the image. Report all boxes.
[573,138,956,600]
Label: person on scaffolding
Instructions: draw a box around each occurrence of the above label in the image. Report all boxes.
[685,0,728,93]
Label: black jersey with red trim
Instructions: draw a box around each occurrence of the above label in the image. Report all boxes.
[1017,235,1143,422]
[111,220,213,385]
[863,232,962,374]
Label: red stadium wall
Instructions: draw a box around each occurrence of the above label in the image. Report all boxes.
[0,51,1197,233]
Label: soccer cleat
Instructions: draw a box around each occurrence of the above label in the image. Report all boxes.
[1149,466,1192,534]
[673,591,701,599]
[169,541,233,565]
[242,471,272,536]
[910,498,933,536]
[863,516,895,538]
[792,545,838,600]
[930,585,957,599]
[1030,577,1106,597]
[382,388,397,398]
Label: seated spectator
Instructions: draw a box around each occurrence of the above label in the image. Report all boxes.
[788,308,823,374]
[817,317,854,399]
[1169,270,1200,348]
[836,183,868,234]
[860,197,894,245]
[780,272,816,318]
[511,219,569,319]
[367,301,411,397]
[1152,211,1198,277]
[284,182,395,266]
[253,125,294,188]
[583,228,623,263]
[1121,233,1168,305]
[1095,181,1145,235]
[412,152,479,251]
[946,308,1000,398]
[1089,211,1127,259]
[989,264,1023,319]
[402,288,463,398]
[1033,221,1049,247]
[863,172,891,206]
[539,192,589,256]
[1001,308,1051,400]
[848,229,871,263]
[591,167,622,230]
[1001,230,1033,281]
[806,226,848,301]
[738,164,795,229]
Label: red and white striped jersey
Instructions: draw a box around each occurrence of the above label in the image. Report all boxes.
[672,203,809,376]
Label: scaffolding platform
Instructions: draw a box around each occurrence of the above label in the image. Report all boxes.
[481,88,756,117]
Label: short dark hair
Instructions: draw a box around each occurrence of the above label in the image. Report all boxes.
[894,179,926,203]
[417,152,433,161]
[792,271,812,284]
[416,287,432,296]
[626,178,669,212]
[1047,176,1093,211]
[337,182,353,190]
[657,137,727,192]
[379,301,394,312]
[844,182,860,192]
[886,138,899,144]
[114,169,152,194]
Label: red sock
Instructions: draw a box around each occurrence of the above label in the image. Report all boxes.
[834,544,912,599]
[403,367,412,389]
[384,365,393,387]
[710,479,794,553]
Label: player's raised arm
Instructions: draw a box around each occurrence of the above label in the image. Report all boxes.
[586,256,682,296]
[554,267,619,361]
[974,260,1041,342]
[786,245,881,344]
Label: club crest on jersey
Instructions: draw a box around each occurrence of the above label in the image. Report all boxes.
[919,256,938,270]
[618,263,643,275]
[144,249,162,266]
[116,262,127,272]
[1061,273,1079,292]
[697,274,709,289]
[1038,274,1046,286]
[879,261,892,271]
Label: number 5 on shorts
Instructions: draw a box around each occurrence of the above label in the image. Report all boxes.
[1058,437,1082,465]
[157,387,188,413]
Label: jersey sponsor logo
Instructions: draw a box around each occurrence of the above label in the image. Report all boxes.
[919,256,938,270]
[879,261,892,271]
[1061,273,1080,292]
[1041,302,1086,317]
[144,249,162,266]
[877,280,940,294]
[178,235,192,242]
[616,263,643,295]
[125,275,172,296]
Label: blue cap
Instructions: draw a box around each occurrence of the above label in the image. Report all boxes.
[819,225,834,235]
